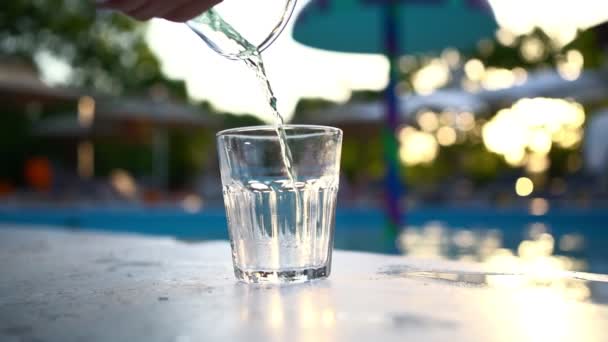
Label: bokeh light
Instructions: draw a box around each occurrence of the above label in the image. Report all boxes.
[399,126,439,165]
[495,27,517,47]
[436,126,457,146]
[530,198,550,216]
[77,141,94,179]
[463,57,528,91]
[482,98,585,171]
[515,177,534,197]
[411,58,450,95]
[110,169,138,199]
[417,111,439,132]
[182,194,204,213]
[464,59,485,82]
[78,96,95,128]
[557,50,585,81]
[456,112,475,132]
[520,36,545,63]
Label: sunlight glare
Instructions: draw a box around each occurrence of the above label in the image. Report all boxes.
[483,98,585,170]
[411,58,450,95]
[399,127,438,165]
[487,0,608,46]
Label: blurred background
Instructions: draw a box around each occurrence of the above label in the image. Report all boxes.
[1,0,608,299]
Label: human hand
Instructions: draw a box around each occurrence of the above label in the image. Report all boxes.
[96,0,222,22]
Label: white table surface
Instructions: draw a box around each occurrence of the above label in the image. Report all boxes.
[1,225,608,342]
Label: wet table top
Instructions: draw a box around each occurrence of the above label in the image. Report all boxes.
[1,225,608,342]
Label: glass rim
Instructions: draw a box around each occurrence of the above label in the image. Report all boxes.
[257,0,298,55]
[188,0,298,60]
[216,124,342,139]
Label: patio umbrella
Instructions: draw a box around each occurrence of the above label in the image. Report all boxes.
[294,0,497,54]
[293,0,497,230]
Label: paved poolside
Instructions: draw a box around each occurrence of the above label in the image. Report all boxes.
[1,225,608,341]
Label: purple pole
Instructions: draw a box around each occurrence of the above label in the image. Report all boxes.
[382,0,404,233]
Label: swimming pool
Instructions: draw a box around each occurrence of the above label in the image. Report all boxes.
[1,205,607,274]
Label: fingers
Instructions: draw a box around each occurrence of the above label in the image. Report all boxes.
[162,0,222,22]
[96,0,221,22]
[128,1,186,21]
[97,0,148,13]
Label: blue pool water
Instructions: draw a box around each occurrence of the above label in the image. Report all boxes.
[1,206,607,274]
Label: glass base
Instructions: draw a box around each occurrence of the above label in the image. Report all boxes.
[234,265,330,284]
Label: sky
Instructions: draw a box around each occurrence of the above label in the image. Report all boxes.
[145,0,388,123]
[144,0,608,122]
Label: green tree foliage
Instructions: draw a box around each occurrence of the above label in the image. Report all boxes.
[478,28,555,69]
[0,0,186,98]
[0,1,201,185]
[564,28,606,69]
[0,109,31,182]
[95,141,154,177]
[219,112,265,128]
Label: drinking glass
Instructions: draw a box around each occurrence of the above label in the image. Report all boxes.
[217,125,343,283]
[187,0,297,59]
